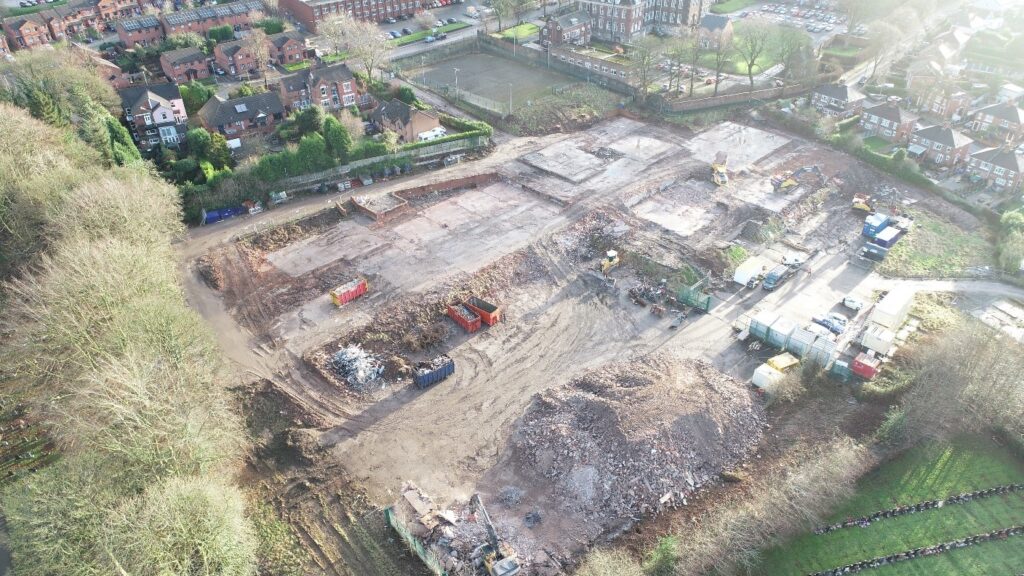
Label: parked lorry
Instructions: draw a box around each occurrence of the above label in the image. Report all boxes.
[414,355,455,389]
[761,264,794,291]
[862,213,890,239]
[447,303,482,333]
[330,277,368,307]
[465,296,502,326]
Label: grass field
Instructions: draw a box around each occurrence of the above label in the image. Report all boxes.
[391,21,471,47]
[824,45,865,58]
[877,210,995,277]
[754,436,1024,576]
[699,51,779,76]
[709,0,759,14]
[498,22,540,40]
[863,136,894,155]
[414,52,580,105]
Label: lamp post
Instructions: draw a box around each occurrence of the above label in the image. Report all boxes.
[453,67,459,94]
[508,82,512,115]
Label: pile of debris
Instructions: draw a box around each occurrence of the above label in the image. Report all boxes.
[331,345,385,391]
[506,354,764,530]
[551,210,632,264]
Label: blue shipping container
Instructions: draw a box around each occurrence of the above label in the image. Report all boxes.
[862,213,890,238]
[414,355,455,389]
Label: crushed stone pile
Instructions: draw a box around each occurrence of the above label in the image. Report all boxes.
[331,345,384,390]
[508,353,765,526]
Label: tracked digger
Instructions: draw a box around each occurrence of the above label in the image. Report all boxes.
[470,494,521,576]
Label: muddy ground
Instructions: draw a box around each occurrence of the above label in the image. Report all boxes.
[183,115,994,575]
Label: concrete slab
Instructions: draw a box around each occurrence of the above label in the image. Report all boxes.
[521,141,606,184]
[685,122,791,171]
[632,182,720,238]
[733,178,809,213]
[267,220,390,277]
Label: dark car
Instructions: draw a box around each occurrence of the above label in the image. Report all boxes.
[385,17,397,23]
[447,17,458,23]
[389,30,401,38]
[402,27,413,35]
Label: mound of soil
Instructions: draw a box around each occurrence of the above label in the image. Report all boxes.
[508,354,765,524]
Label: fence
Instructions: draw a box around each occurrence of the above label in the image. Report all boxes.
[383,507,448,576]
[649,84,810,113]
[415,78,510,116]
[392,35,480,71]
[275,135,488,190]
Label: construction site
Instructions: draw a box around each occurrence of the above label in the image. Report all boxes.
[184,114,1000,575]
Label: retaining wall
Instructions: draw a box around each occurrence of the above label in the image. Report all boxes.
[351,172,499,223]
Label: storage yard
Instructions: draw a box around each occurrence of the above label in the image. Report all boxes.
[183,115,1022,575]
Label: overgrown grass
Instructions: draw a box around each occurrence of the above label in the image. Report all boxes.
[498,22,540,39]
[321,51,349,64]
[863,135,893,155]
[877,210,995,278]
[823,45,865,58]
[910,292,965,332]
[753,436,1024,576]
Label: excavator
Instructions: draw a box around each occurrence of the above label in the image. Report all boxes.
[470,494,521,576]
[711,151,729,186]
[771,165,822,192]
[599,249,620,276]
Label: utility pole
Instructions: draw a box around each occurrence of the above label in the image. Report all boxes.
[453,67,459,95]
[508,82,512,115]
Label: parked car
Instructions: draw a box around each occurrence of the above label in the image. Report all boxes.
[385,17,397,23]
[447,17,457,23]
[812,313,847,335]
[425,35,436,43]
[402,27,413,35]
[436,19,444,27]
[389,30,401,38]
[842,297,865,312]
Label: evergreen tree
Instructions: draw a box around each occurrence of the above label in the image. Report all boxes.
[26,85,67,127]
[295,105,325,136]
[322,115,352,162]
[186,127,212,160]
[207,133,231,170]
[105,116,141,166]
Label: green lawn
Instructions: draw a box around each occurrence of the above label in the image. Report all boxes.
[498,22,540,40]
[709,0,760,14]
[824,45,865,58]
[863,136,893,154]
[6,0,68,16]
[392,21,471,46]
[754,436,1024,576]
[282,60,311,72]
[877,210,995,277]
[699,51,780,77]
[320,51,349,64]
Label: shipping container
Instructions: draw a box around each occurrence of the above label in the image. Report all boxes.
[786,327,818,357]
[447,303,482,333]
[860,322,895,355]
[870,226,903,248]
[749,310,781,341]
[330,277,369,307]
[766,317,797,349]
[767,352,800,372]
[465,296,502,326]
[862,213,890,238]
[413,355,455,389]
[851,352,882,380]
[806,336,837,368]
[752,363,785,389]
[869,288,913,330]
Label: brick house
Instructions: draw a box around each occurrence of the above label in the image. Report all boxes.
[969,101,1024,144]
[915,88,970,121]
[810,83,866,119]
[859,103,919,143]
[41,0,141,40]
[70,42,135,89]
[267,31,306,65]
[213,39,257,77]
[278,62,365,111]
[160,46,211,83]
[574,0,644,43]
[540,11,591,47]
[967,147,1024,191]
[908,125,974,167]
[371,98,440,143]
[117,83,188,152]
[698,14,733,49]
[160,0,264,37]
[278,0,416,33]
[3,14,54,50]
[117,15,164,48]
[197,91,285,138]
[649,0,708,28]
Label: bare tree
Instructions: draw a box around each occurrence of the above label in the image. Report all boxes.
[492,0,514,31]
[415,9,436,30]
[317,15,349,57]
[709,32,733,96]
[685,29,703,98]
[630,36,663,103]
[866,21,898,80]
[840,0,880,31]
[771,26,810,81]
[733,20,772,90]
[316,13,393,79]
[242,28,270,86]
[512,0,536,25]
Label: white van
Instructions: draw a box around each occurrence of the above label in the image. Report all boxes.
[417,127,448,142]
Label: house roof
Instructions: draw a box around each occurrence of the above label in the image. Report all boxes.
[216,39,245,58]
[268,31,304,49]
[281,62,354,92]
[118,14,161,31]
[864,102,918,125]
[813,83,864,102]
[118,83,182,114]
[50,0,99,19]
[973,101,1024,124]
[4,13,48,31]
[372,98,437,125]
[699,14,731,31]
[70,41,121,72]
[971,147,1023,171]
[162,0,263,27]
[161,46,208,66]
[552,10,588,29]
[197,91,284,127]
[914,125,974,148]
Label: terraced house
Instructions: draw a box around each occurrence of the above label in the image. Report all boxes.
[2,0,142,49]
[160,46,211,83]
[277,0,418,33]
[116,14,164,47]
[160,0,264,36]
[908,125,974,167]
[810,83,865,119]
[2,14,52,50]
[859,103,919,144]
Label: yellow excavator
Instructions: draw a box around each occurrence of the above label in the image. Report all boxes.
[851,193,874,213]
[470,494,521,576]
[599,250,621,276]
[711,151,729,186]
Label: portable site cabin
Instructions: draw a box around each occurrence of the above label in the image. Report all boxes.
[733,257,771,287]
[869,288,914,330]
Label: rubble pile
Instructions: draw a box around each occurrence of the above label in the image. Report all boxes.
[508,354,764,527]
[551,211,631,264]
[415,354,453,378]
[330,345,385,391]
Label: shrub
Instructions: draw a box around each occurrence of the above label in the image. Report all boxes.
[207,24,234,43]
[322,115,352,161]
[255,17,284,34]
[179,80,215,115]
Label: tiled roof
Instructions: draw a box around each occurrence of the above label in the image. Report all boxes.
[161,46,208,66]
[700,14,730,31]
[268,31,304,49]
[973,101,1024,124]
[971,147,1023,172]
[914,125,974,148]
[198,91,284,127]
[117,83,182,114]
[813,83,864,102]
[864,102,918,125]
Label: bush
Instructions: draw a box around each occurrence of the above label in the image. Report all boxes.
[395,85,417,105]
[207,24,234,43]
[228,83,267,99]
[179,80,215,115]
[255,17,284,34]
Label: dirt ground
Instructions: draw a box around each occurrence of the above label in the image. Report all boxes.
[183,113,1002,575]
